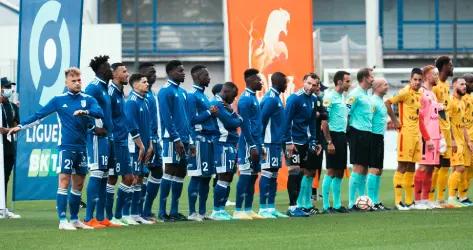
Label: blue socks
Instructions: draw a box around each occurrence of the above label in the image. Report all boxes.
[158,175,172,216]
[245,175,258,211]
[358,174,367,196]
[143,176,161,218]
[57,188,68,221]
[322,175,333,210]
[268,176,277,208]
[214,180,229,211]
[115,183,130,219]
[367,173,381,204]
[188,177,200,215]
[259,174,271,209]
[236,173,251,211]
[122,186,133,217]
[105,183,115,220]
[349,172,361,207]
[85,171,102,222]
[170,177,184,216]
[199,177,211,215]
[297,176,314,209]
[69,189,81,221]
[95,176,108,221]
[332,177,342,209]
[130,184,142,216]
[139,182,147,215]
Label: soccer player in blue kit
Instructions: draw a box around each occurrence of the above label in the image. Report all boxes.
[209,82,242,220]
[10,68,103,230]
[83,55,120,228]
[125,74,155,225]
[234,68,265,220]
[157,60,191,222]
[139,62,164,222]
[259,72,289,218]
[186,65,219,221]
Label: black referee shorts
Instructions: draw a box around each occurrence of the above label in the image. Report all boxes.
[369,133,384,169]
[348,126,371,167]
[326,131,347,170]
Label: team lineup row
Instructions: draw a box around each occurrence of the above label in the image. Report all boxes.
[7,55,471,230]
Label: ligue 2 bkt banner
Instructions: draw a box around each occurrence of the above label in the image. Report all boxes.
[14,0,84,200]
[226,0,315,189]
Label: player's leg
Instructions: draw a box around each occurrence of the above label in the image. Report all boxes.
[197,139,214,219]
[326,132,348,213]
[458,147,472,206]
[312,148,323,201]
[56,150,76,230]
[285,145,307,217]
[187,139,201,220]
[448,144,466,207]
[211,143,236,220]
[394,162,407,210]
[85,135,103,224]
[243,144,263,219]
[301,155,318,215]
[142,163,162,220]
[95,138,111,223]
[105,143,117,221]
[112,144,135,225]
[368,133,388,210]
[348,127,369,210]
[437,131,452,205]
[296,145,310,210]
[234,143,253,219]
[169,143,188,221]
[68,152,94,229]
[158,139,177,221]
[131,173,154,225]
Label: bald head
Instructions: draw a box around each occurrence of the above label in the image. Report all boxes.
[372,78,388,96]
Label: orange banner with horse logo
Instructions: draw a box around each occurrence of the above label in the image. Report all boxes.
[226,0,315,190]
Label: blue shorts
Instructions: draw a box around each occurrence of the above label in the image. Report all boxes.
[261,144,283,170]
[188,135,215,177]
[131,151,146,176]
[162,138,188,167]
[58,150,88,175]
[109,142,132,176]
[87,135,111,171]
[237,143,262,173]
[214,142,237,174]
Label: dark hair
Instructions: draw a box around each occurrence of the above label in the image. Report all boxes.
[463,73,473,83]
[138,62,154,71]
[303,73,319,81]
[452,77,464,84]
[212,83,223,95]
[129,73,145,86]
[272,72,287,84]
[244,68,259,80]
[111,62,125,71]
[191,65,207,75]
[333,71,350,86]
[89,55,110,73]
[165,60,183,74]
[357,68,373,83]
[411,67,423,78]
[435,56,451,72]
[223,81,238,94]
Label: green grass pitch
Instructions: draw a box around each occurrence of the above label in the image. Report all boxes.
[1,170,473,249]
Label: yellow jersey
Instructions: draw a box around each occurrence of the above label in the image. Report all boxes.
[463,93,473,137]
[388,85,421,135]
[432,80,451,130]
[448,95,466,144]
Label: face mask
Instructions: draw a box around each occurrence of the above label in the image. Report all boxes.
[2,89,12,98]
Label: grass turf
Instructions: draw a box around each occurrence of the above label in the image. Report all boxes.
[1,170,473,249]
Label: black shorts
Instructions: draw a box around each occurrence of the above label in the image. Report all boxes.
[369,133,384,169]
[348,126,371,166]
[326,131,347,170]
[285,144,318,170]
[440,155,450,167]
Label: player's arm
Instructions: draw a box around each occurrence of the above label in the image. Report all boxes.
[260,97,276,141]
[10,97,58,134]
[188,94,212,126]
[322,96,335,154]
[385,90,406,129]
[308,100,321,155]
[158,90,180,142]
[74,96,104,119]
[238,97,256,149]
[283,95,297,156]
[214,102,242,129]
[418,97,431,141]
[148,96,159,142]
[125,101,146,162]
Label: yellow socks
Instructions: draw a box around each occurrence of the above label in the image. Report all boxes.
[403,172,415,205]
[393,171,404,205]
[428,167,439,201]
[458,170,469,199]
[448,170,462,198]
[437,167,450,201]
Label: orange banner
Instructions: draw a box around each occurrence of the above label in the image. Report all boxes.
[226,0,315,191]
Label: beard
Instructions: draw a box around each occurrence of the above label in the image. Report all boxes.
[457,89,466,96]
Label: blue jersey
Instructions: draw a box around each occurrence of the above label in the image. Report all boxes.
[210,95,242,144]
[145,91,159,141]
[237,88,262,149]
[187,85,216,138]
[85,77,113,137]
[126,91,151,149]
[158,79,191,143]
[109,83,129,144]
[19,92,103,151]
[284,89,317,145]
[261,87,285,144]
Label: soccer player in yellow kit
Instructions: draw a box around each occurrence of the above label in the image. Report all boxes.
[446,77,473,207]
[458,74,473,206]
[431,56,453,206]
[385,68,422,210]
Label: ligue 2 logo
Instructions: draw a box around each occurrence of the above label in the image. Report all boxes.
[29,0,71,106]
